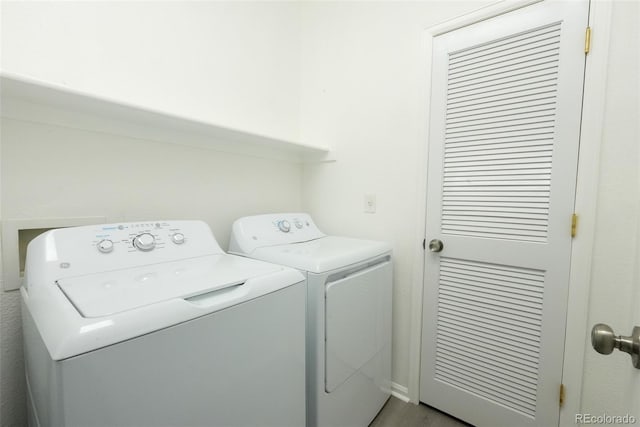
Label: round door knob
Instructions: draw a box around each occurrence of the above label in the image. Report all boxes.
[97,239,114,254]
[428,239,444,253]
[591,323,616,354]
[171,233,185,245]
[133,233,156,251]
[591,323,640,368]
[278,220,291,233]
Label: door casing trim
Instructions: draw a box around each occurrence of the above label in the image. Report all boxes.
[558,1,613,425]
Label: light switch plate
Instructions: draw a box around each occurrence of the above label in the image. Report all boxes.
[364,194,376,214]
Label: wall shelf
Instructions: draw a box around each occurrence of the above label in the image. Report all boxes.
[0,72,334,163]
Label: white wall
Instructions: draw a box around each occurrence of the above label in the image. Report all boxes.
[1,1,301,142]
[298,0,493,391]
[580,0,639,417]
[1,119,302,246]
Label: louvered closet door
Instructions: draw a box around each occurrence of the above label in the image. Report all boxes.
[419,2,589,426]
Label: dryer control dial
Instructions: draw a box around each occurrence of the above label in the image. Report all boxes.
[133,233,156,251]
[97,239,114,254]
[278,220,291,233]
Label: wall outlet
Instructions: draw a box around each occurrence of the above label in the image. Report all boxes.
[364,194,376,214]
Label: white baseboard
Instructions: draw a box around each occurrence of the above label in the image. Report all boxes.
[391,382,411,403]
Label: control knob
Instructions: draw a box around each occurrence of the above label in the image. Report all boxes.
[97,239,114,254]
[133,233,156,251]
[171,233,185,245]
[278,220,291,233]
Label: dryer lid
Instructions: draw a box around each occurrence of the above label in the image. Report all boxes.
[57,254,280,317]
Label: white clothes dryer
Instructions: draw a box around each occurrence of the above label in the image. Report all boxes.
[229,213,392,427]
[22,220,306,427]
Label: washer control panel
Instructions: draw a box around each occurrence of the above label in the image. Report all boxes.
[24,220,224,283]
[91,221,193,255]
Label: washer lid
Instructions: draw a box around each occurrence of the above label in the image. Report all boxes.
[57,254,279,318]
[23,253,304,360]
[249,236,391,273]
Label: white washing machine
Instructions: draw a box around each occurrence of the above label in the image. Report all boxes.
[229,213,392,427]
[21,220,306,427]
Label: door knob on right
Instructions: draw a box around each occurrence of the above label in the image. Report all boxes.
[591,323,640,369]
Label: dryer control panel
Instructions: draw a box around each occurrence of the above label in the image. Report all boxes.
[229,213,326,255]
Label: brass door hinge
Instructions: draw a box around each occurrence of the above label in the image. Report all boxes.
[571,214,578,238]
[585,26,592,54]
[560,383,566,407]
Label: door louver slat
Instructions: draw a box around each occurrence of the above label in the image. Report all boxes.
[435,258,545,418]
[441,22,561,243]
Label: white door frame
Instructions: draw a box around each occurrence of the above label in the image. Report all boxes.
[406,1,614,425]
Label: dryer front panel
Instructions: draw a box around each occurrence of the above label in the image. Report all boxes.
[324,259,392,393]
